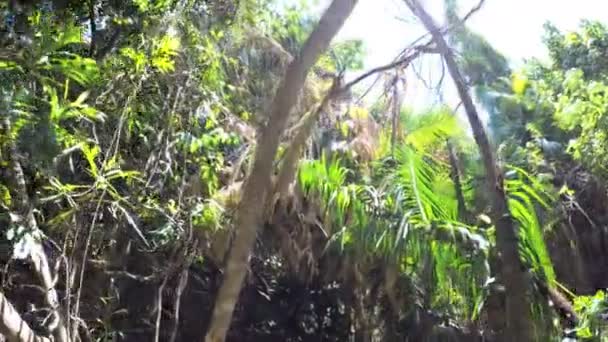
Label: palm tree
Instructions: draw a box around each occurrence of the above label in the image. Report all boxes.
[296,107,489,336]
[405,0,535,340]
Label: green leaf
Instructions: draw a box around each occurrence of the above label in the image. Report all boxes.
[512,72,528,95]
[0,184,12,207]
[0,60,22,71]
[39,53,100,85]
[72,91,90,107]
[82,144,100,178]
[151,35,181,73]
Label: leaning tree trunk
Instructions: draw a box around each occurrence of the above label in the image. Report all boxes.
[273,86,336,202]
[405,1,533,340]
[390,73,403,155]
[204,1,358,341]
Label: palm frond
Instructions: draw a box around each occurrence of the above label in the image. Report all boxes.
[505,166,556,284]
[402,107,464,151]
[387,145,456,222]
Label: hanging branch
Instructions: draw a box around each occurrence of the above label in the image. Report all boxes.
[459,0,486,27]
[403,0,534,340]
[342,43,434,91]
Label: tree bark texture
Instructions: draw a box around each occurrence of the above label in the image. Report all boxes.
[0,292,51,342]
[390,75,402,155]
[3,120,71,342]
[204,1,358,341]
[273,88,335,202]
[446,139,468,220]
[405,0,533,340]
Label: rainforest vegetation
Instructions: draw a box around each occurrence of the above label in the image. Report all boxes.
[2,0,608,341]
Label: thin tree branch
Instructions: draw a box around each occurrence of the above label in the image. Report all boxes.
[411,57,434,90]
[352,1,484,103]
[459,0,486,27]
[341,44,429,91]
[169,269,189,342]
[435,58,446,98]
[154,276,169,342]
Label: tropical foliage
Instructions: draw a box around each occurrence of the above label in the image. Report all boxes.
[1,0,608,341]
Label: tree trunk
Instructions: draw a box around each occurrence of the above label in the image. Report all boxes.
[390,75,402,155]
[405,1,533,340]
[446,139,468,220]
[203,1,358,341]
[3,120,71,342]
[7,162,71,342]
[0,292,52,342]
[273,88,335,202]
